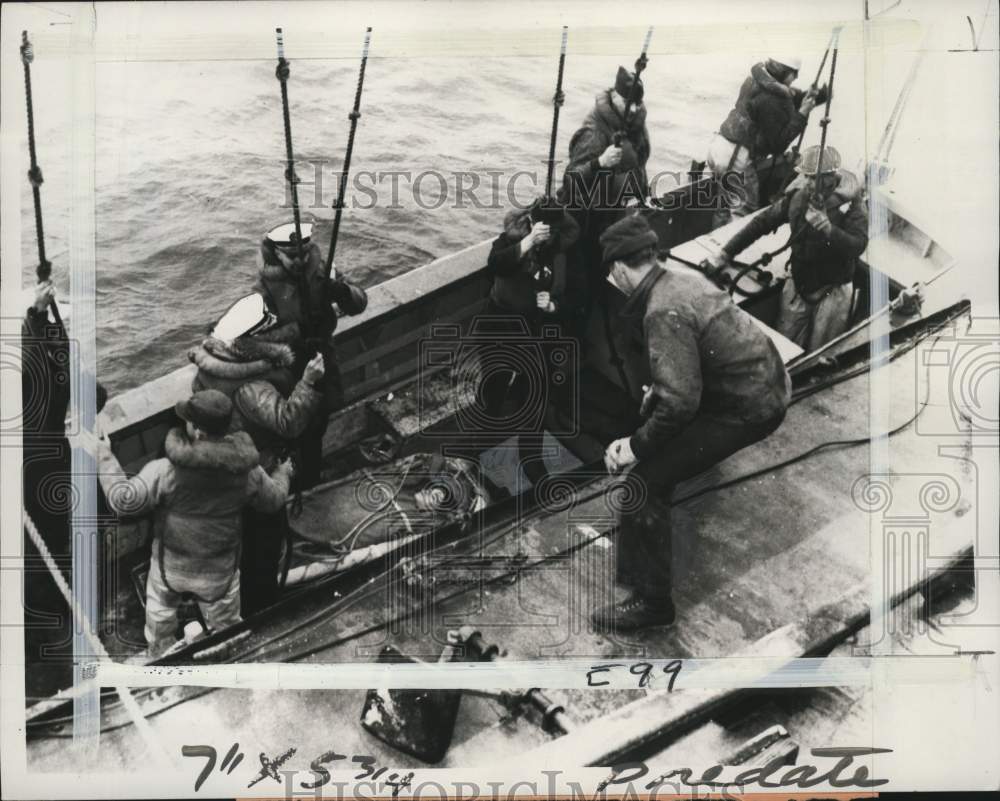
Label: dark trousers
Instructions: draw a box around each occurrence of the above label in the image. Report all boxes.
[22,437,73,695]
[240,506,289,616]
[474,308,553,485]
[617,411,786,600]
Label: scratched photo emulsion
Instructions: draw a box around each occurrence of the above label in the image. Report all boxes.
[2,1,998,798]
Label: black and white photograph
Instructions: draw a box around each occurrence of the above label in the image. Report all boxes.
[1,1,998,797]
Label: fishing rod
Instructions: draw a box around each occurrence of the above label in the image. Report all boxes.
[787,261,955,373]
[20,31,65,336]
[275,28,305,260]
[325,27,372,280]
[543,26,568,203]
[530,26,569,296]
[810,27,841,206]
[790,26,842,163]
[612,26,653,147]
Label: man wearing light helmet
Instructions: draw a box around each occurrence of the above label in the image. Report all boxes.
[708,145,874,351]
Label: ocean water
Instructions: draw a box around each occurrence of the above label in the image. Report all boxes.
[19,51,869,397]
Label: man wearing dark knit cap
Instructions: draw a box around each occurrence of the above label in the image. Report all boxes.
[92,389,292,657]
[559,65,652,337]
[592,214,791,633]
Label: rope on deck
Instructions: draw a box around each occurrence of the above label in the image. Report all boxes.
[23,510,174,767]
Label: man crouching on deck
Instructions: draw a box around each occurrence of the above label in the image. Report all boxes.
[592,214,791,633]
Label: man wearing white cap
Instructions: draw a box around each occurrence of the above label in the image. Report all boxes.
[707,56,828,227]
[251,220,368,486]
[188,292,326,613]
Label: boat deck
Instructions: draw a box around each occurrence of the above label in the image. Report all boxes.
[26,313,977,772]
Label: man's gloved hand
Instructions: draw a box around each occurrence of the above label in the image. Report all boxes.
[598,144,623,169]
[302,353,326,386]
[604,436,638,475]
[72,427,105,459]
[799,94,817,116]
[274,457,296,482]
[892,284,925,316]
[275,248,304,273]
[32,280,56,314]
[536,291,556,313]
[700,250,731,276]
[805,205,832,235]
[520,221,551,257]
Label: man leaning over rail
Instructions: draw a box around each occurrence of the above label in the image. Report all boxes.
[593,214,791,633]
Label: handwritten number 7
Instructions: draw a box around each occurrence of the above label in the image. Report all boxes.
[183,744,245,792]
[182,745,216,792]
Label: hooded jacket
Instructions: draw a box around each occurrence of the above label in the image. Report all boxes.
[98,428,288,578]
[720,62,827,158]
[486,207,580,315]
[622,265,791,460]
[189,336,322,468]
[560,90,651,235]
[251,240,368,347]
[722,177,868,295]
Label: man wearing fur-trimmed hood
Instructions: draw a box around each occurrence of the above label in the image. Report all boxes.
[188,293,326,613]
[94,390,292,657]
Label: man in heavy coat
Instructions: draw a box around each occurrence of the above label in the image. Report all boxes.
[560,66,652,335]
[189,293,325,614]
[95,390,291,657]
[707,56,827,227]
[593,214,791,633]
[252,221,368,487]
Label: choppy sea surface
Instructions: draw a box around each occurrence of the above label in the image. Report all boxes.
[20,52,869,396]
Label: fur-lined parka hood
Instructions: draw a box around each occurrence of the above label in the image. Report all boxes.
[164,426,259,474]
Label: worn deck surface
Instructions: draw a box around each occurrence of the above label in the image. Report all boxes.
[26,320,978,773]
